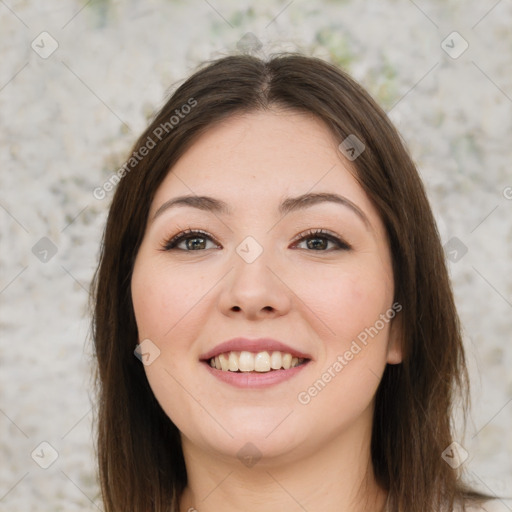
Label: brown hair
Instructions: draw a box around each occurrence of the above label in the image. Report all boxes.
[91,53,487,511]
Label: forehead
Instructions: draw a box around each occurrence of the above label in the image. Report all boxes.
[150,110,378,224]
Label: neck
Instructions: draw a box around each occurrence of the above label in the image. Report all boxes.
[179,411,388,512]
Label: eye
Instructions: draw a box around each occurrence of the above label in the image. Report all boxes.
[161,228,351,252]
[162,229,220,251]
[291,228,351,251]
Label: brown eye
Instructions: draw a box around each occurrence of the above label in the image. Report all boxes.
[163,230,219,251]
[292,229,351,251]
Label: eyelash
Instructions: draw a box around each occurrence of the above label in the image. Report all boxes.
[161,228,351,252]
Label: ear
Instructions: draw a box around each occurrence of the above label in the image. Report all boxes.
[386,308,403,365]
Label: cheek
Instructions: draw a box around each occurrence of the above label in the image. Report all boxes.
[131,256,213,431]
[131,270,167,339]
[296,289,393,431]
[295,262,392,344]
[131,255,210,340]
[294,263,394,417]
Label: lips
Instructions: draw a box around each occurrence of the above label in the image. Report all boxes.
[199,338,312,388]
[199,337,312,362]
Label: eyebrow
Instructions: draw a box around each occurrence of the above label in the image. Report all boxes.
[152,192,370,227]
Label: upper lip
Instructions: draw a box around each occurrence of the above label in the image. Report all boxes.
[199,337,313,361]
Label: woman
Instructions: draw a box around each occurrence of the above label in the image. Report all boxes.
[91,53,500,511]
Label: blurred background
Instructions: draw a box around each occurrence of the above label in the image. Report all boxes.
[1,0,511,510]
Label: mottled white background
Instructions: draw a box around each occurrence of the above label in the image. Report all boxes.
[0,0,511,510]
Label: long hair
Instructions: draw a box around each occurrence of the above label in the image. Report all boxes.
[91,53,485,511]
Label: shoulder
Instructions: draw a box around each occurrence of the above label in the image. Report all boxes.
[460,499,512,512]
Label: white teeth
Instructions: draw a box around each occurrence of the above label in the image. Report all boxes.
[228,351,239,372]
[254,351,270,372]
[270,351,282,370]
[239,351,254,372]
[218,353,229,371]
[209,350,305,373]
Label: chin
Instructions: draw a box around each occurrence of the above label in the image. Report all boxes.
[181,411,310,464]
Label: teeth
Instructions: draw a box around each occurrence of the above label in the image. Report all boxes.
[239,351,254,372]
[218,353,229,371]
[228,351,239,372]
[209,350,305,373]
[254,351,270,372]
[270,351,282,370]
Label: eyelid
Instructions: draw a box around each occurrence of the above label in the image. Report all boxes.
[161,228,221,251]
[290,228,352,251]
[161,227,351,252]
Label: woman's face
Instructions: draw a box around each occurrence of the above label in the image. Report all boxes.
[131,110,401,464]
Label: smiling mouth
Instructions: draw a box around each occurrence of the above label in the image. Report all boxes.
[206,350,309,373]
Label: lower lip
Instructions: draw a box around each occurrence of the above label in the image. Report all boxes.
[202,361,310,388]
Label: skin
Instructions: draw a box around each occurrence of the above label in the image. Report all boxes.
[131,109,402,512]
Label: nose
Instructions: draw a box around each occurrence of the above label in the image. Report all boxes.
[217,245,292,320]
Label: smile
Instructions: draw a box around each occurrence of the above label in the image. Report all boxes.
[209,350,307,373]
